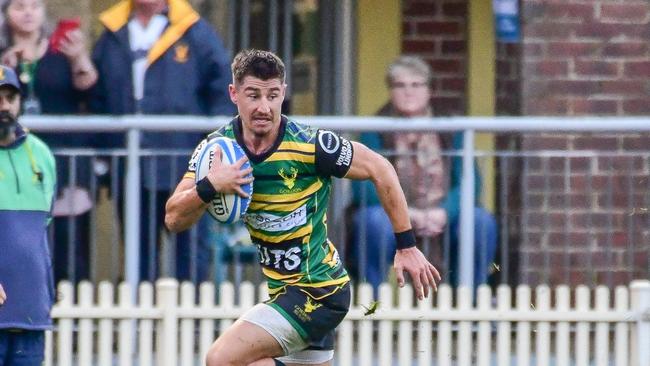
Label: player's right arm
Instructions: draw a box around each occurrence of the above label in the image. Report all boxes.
[165,147,253,232]
[164,178,207,232]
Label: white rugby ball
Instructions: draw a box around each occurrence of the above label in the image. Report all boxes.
[194,137,253,224]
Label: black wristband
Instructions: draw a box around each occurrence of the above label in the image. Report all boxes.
[395,229,416,250]
[196,177,217,203]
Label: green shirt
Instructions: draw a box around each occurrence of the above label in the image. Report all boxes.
[188,116,353,294]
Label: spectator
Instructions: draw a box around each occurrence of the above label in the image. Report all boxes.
[348,55,498,291]
[0,64,57,366]
[0,0,98,284]
[91,0,235,282]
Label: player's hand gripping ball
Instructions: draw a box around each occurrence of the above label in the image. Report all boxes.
[194,137,253,223]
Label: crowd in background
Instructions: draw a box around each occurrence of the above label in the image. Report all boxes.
[1,0,498,289]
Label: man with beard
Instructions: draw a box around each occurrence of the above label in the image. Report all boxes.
[0,65,56,366]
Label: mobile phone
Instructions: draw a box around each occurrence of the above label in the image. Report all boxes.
[49,18,81,53]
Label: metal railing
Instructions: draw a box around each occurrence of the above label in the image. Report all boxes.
[24,115,650,293]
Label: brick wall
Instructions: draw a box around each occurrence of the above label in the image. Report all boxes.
[402,0,468,116]
[517,0,650,286]
[521,0,650,116]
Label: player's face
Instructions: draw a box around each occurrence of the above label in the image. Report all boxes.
[389,71,432,117]
[6,0,45,35]
[230,76,286,138]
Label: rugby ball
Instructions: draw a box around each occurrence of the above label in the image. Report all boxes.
[194,137,253,224]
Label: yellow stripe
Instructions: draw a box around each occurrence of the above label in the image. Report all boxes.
[267,276,350,295]
[266,152,314,164]
[248,198,307,212]
[262,269,303,282]
[252,179,322,203]
[249,225,312,244]
[268,286,287,296]
[299,284,346,300]
[295,276,350,288]
[98,0,131,32]
[183,172,195,180]
[277,141,315,154]
[147,13,199,66]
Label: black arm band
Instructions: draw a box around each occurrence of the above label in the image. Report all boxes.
[395,229,416,250]
[196,177,217,203]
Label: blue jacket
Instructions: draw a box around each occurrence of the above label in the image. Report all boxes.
[91,0,236,188]
[0,125,56,330]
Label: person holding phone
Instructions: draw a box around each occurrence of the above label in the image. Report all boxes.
[0,0,98,285]
[0,0,97,114]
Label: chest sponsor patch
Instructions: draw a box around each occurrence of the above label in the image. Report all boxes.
[246,205,307,232]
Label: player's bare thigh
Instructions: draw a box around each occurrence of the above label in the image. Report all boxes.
[205,318,284,366]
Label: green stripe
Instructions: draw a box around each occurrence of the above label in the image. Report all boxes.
[268,303,309,340]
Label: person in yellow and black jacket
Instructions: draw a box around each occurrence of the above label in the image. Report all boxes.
[90,0,236,283]
[0,64,56,366]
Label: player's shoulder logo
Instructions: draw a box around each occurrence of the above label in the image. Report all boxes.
[317,130,340,154]
[174,43,189,63]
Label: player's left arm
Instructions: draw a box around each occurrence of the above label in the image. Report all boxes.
[344,142,441,299]
[315,130,440,299]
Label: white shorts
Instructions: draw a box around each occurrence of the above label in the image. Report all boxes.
[240,303,334,364]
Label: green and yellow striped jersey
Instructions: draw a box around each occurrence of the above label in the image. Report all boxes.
[187,116,354,294]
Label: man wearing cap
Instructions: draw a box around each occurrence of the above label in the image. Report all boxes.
[0,65,57,365]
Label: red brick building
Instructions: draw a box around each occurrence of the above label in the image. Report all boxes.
[402,0,650,287]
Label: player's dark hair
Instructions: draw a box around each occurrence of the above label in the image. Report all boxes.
[231,49,285,85]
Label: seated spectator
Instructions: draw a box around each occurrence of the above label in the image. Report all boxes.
[91,0,235,283]
[0,0,98,284]
[347,56,498,292]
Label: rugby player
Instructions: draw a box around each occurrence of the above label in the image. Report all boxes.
[165,49,441,366]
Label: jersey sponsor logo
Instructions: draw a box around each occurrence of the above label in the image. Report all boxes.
[336,138,352,167]
[258,245,302,272]
[318,130,340,154]
[246,205,307,232]
[278,167,298,189]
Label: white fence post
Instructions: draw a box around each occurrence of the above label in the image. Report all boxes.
[630,280,650,366]
[98,281,114,366]
[77,281,94,366]
[138,282,154,366]
[357,283,373,366]
[157,278,179,366]
[614,286,629,366]
[56,281,74,366]
[199,282,216,363]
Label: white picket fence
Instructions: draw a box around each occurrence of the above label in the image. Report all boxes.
[47,279,650,366]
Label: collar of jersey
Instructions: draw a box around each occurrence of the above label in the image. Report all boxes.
[233,115,288,164]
